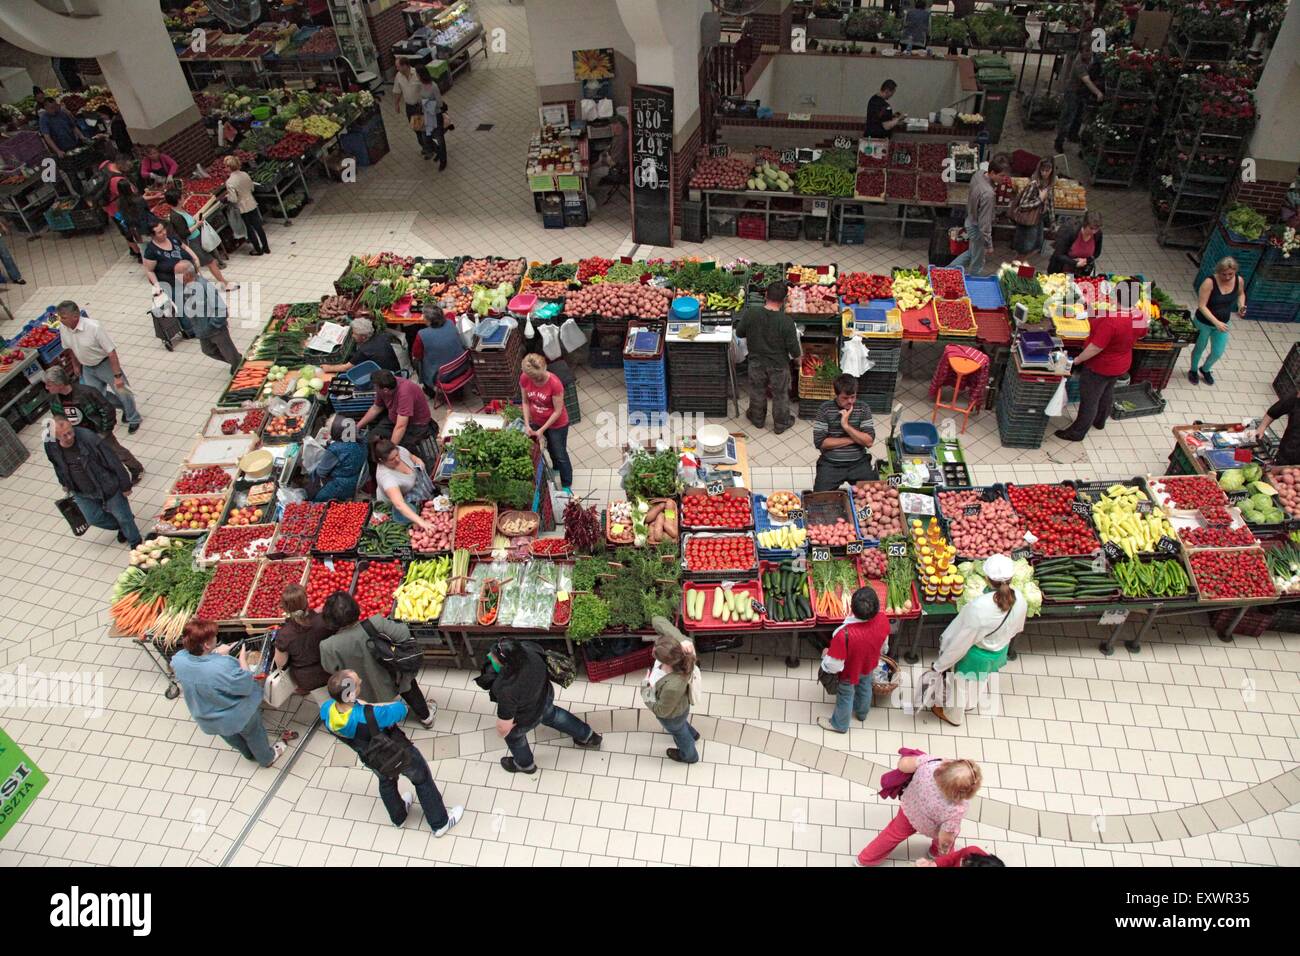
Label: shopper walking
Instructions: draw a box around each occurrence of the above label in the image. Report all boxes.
[164,187,236,290]
[116,188,158,259]
[1010,156,1055,256]
[58,300,144,433]
[1054,302,1146,442]
[642,617,703,763]
[1054,46,1103,155]
[520,353,572,494]
[305,415,367,502]
[736,280,800,433]
[417,65,448,169]
[900,1,931,52]
[0,217,25,285]
[1189,256,1246,386]
[172,619,287,768]
[812,374,877,491]
[224,156,270,256]
[44,417,142,548]
[321,669,463,836]
[816,586,890,733]
[949,153,1011,276]
[99,159,140,259]
[856,754,982,865]
[413,302,468,390]
[478,638,602,774]
[319,591,437,728]
[356,369,436,451]
[372,438,436,530]
[1047,210,1103,275]
[142,219,201,294]
[43,367,143,483]
[924,553,1026,726]
[391,58,426,152]
[174,261,242,373]
[272,584,334,698]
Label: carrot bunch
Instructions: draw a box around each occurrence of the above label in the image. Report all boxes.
[229,360,272,392]
[111,592,164,637]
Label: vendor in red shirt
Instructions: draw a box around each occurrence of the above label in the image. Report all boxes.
[520,353,572,494]
[1055,302,1146,443]
[357,369,435,452]
[816,587,890,733]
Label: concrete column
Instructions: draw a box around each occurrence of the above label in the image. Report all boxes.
[1232,2,1300,219]
[615,0,709,139]
[0,0,201,144]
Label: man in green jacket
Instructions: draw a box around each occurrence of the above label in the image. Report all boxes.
[44,365,144,482]
[735,280,800,433]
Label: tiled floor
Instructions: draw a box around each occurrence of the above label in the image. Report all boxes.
[0,0,1297,866]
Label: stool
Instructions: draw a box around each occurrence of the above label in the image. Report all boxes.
[932,355,982,433]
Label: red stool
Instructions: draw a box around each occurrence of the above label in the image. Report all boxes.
[932,355,982,433]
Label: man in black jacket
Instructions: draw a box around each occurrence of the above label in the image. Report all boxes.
[45,416,141,547]
[480,639,602,774]
[44,366,143,482]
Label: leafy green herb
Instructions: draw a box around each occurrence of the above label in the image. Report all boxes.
[566,593,611,642]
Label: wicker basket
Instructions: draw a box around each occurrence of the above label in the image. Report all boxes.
[872,654,900,698]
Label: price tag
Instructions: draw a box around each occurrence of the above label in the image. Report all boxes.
[963,504,981,517]
[1226,491,1249,505]
[620,255,633,264]
[780,148,797,164]
[846,542,864,555]
[1103,541,1125,563]
[857,504,873,521]
[751,598,767,616]
[394,547,413,560]
[887,542,908,558]
[1156,536,1180,555]
[706,480,725,496]
[833,135,854,150]
[550,257,563,265]
[1090,551,1109,574]
[1070,500,1092,517]
[324,557,335,572]
[811,547,831,562]
[887,474,904,488]
[1011,546,1031,561]
[1098,608,1129,626]
[787,508,806,522]
[1136,498,1153,514]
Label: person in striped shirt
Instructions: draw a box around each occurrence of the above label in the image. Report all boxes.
[812,374,877,491]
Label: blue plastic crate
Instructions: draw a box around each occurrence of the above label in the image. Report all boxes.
[964,275,1005,310]
[623,358,666,382]
[1197,219,1267,289]
[752,493,807,560]
[1241,300,1299,323]
[1246,273,1300,306]
[627,385,668,408]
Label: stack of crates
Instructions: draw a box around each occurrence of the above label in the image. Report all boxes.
[1197,218,1268,289]
[469,325,524,401]
[623,326,667,414]
[0,417,29,477]
[1274,341,1300,400]
[668,341,730,417]
[857,341,901,412]
[1129,342,1183,392]
[589,318,626,368]
[563,379,582,424]
[1246,247,1300,323]
[996,362,1061,448]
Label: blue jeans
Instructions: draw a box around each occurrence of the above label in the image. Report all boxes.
[311,474,358,502]
[0,235,21,282]
[657,711,699,762]
[1190,321,1230,372]
[1013,220,1044,255]
[949,217,988,275]
[220,707,276,766]
[81,359,142,426]
[545,425,573,488]
[73,491,141,547]
[830,679,872,732]
[373,743,450,831]
[504,687,593,770]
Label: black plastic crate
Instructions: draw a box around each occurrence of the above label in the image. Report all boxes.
[1111,382,1167,419]
[590,346,622,368]
[670,394,729,416]
[857,369,899,394]
[797,397,824,420]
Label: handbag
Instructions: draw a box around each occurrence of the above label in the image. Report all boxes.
[409,113,424,131]
[199,219,222,253]
[263,667,296,708]
[56,496,89,535]
[356,704,413,778]
[1009,183,1045,227]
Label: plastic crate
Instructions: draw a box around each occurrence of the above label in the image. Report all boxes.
[0,417,28,477]
[1243,300,1299,323]
[1111,382,1167,419]
[964,275,1005,310]
[769,216,801,241]
[583,642,654,682]
[44,203,107,232]
[589,346,622,368]
[1197,219,1267,289]
[1129,364,1174,392]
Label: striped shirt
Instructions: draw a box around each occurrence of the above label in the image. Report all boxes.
[813,397,875,465]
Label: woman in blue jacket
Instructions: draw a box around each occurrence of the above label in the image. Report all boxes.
[171,619,285,767]
[306,415,367,502]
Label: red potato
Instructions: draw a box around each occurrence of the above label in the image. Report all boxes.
[563,283,672,318]
[938,490,1026,557]
[808,518,857,546]
[1271,467,1300,518]
[851,481,903,538]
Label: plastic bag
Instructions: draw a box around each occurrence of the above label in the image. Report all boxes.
[730,334,749,364]
[559,317,586,352]
[1045,379,1067,418]
[539,323,562,360]
[580,98,598,121]
[150,287,175,319]
[456,314,476,348]
[300,435,328,473]
[841,336,871,376]
[524,312,535,339]
[597,98,614,119]
[200,220,222,252]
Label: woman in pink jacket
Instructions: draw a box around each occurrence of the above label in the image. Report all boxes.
[856,753,982,866]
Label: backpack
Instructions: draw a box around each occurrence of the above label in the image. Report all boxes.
[361,618,422,679]
[356,704,413,778]
[524,641,576,689]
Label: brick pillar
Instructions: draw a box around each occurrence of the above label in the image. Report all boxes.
[149,118,214,177]
[367,4,411,79]
[672,123,704,234]
[1225,175,1294,221]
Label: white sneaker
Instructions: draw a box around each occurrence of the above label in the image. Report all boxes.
[267,741,287,766]
[419,701,438,729]
[433,805,464,838]
[397,790,415,824]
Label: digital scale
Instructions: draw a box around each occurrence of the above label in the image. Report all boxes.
[475,323,511,351]
[624,327,662,357]
[1017,331,1065,370]
[699,437,739,467]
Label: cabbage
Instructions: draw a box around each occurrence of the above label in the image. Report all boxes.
[1219,469,1245,491]
[1249,493,1273,513]
[1021,580,1042,618]
[1251,481,1277,496]
[1242,462,1263,483]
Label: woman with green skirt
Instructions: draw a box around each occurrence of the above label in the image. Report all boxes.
[927,553,1026,726]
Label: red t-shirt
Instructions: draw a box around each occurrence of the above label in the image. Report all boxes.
[520,372,569,429]
[933,846,990,867]
[1084,313,1146,377]
[373,377,432,428]
[1069,233,1096,260]
[827,614,890,685]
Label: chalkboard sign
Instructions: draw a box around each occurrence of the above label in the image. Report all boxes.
[846,542,864,555]
[706,480,725,496]
[1136,498,1153,514]
[1071,501,1092,517]
[631,84,674,247]
[787,508,805,522]
[833,135,855,150]
[887,542,908,558]
[1155,536,1180,555]
[1103,541,1125,563]
[857,504,873,522]
[811,547,831,562]
[964,504,981,517]
[1011,546,1031,561]
[1226,491,1249,505]
[887,474,904,488]
[779,148,797,163]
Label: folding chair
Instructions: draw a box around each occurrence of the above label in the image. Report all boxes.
[430,350,476,410]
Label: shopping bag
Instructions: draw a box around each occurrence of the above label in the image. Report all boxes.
[558,317,587,352]
[1045,380,1067,418]
[263,668,296,708]
[199,219,222,253]
[841,336,870,376]
[300,434,328,473]
[539,323,562,360]
[524,313,535,339]
[456,314,476,348]
[56,496,89,535]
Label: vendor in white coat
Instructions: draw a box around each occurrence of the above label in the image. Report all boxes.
[927,553,1027,726]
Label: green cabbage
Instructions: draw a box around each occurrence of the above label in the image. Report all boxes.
[1249,493,1274,513]
[1243,462,1263,483]
[1218,469,1245,491]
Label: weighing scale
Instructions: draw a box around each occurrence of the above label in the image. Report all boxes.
[624,327,662,357]
[699,437,739,467]
[475,323,511,351]
[1017,331,1064,370]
